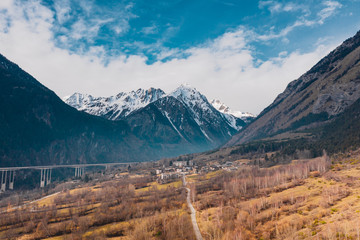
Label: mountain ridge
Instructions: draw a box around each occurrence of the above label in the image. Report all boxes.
[64,84,254,145]
[64,85,253,128]
[0,53,253,167]
[63,88,165,120]
[0,53,149,167]
[227,30,360,146]
[0,53,240,167]
[124,84,246,148]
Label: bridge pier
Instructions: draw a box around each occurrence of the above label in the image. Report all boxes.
[75,167,85,178]
[40,169,45,188]
[0,162,137,192]
[1,170,7,192]
[46,168,51,185]
[40,168,51,188]
[9,170,15,190]
[105,165,111,172]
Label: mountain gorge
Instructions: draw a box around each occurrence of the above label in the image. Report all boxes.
[0,54,253,167]
[3,28,360,167]
[227,30,360,146]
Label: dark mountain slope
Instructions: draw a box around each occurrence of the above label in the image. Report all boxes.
[125,96,211,156]
[228,96,360,162]
[227,30,360,146]
[0,54,159,167]
[125,92,240,154]
[144,96,209,145]
[318,97,360,153]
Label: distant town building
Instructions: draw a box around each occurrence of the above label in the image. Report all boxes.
[173,160,193,167]
[173,161,186,167]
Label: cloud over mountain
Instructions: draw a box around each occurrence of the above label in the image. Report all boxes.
[0,0,358,114]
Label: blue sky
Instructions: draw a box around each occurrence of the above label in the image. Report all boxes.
[0,0,359,113]
[41,0,359,62]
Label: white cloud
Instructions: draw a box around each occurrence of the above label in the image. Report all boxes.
[53,0,71,24]
[112,17,133,36]
[141,24,158,35]
[69,18,110,41]
[259,1,309,14]
[318,1,342,24]
[0,0,338,114]
[0,0,13,9]
[50,0,135,49]
[257,1,342,42]
[257,19,316,41]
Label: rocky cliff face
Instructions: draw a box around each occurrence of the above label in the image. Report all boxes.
[227,30,360,146]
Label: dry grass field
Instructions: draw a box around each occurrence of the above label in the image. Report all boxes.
[0,174,195,240]
[3,151,360,239]
[192,153,360,240]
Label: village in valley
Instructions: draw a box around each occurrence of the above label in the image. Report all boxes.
[154,159,248,184]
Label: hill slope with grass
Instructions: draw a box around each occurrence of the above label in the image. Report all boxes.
[227,30,360,146]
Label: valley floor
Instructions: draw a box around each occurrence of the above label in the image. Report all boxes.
[0,173,195,240]
[2,151,360,239]
[191,154,360,239]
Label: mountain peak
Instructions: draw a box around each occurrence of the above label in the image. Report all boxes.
[211,99,229,113]
[211,99,255,120]
[63,92,94,110]
[64,88,165,120]
[169,84,203,103]
[64,84,253,133]
[180,82,193,88]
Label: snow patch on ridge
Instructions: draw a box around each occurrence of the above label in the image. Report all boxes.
[63,88,165,120]
[63,84,253,142]
[163,111,186,141]
[211,99,255,119]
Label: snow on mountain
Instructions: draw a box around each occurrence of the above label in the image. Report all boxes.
[168,84,245,137]
[63,88,165,120]
[169,84,213,126]
[211,99,255,122]
[64,85,250,142]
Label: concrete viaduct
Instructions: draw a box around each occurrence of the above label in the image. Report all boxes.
[0,162,138,193]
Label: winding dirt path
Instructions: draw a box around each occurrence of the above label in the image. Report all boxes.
[182,174,203,240]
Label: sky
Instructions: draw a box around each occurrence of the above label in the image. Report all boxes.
[0,0,359,114]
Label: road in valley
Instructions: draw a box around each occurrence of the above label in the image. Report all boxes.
[182,174,203,240]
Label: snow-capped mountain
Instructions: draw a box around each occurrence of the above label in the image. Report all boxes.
[125,85,243,148]
[170,84,223,133]
[211,99,255,124]
[64,88,165,120]
[166,84,241,141]
[64,85,251,148]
